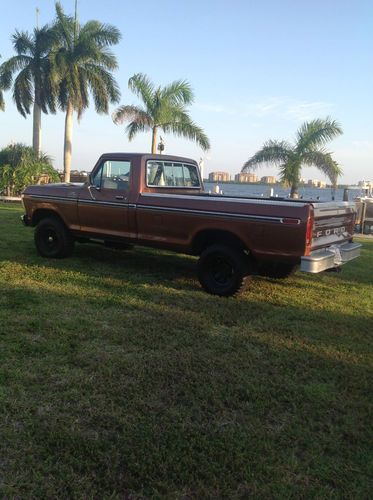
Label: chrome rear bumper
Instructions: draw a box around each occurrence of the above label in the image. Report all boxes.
[301,242,362,273]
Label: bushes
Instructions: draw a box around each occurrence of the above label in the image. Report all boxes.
[0,143,59,196]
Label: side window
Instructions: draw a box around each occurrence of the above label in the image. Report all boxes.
[146,161,200,188]
[92,160,131,190]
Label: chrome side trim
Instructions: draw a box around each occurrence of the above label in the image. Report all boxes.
[136,203,285,223]
[78,198,128,207]
[30,194,78,203]
[30,194,129,208]
[140,192,307,207]
[28,193,301,224]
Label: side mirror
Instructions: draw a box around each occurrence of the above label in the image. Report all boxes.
[88,176,100,191]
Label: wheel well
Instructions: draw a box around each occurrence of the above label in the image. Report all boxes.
[192,229,247,255]
[32,209,66,227]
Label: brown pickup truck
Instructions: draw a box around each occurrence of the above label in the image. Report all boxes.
[22,153,361,296]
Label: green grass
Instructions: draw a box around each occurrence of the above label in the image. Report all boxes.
[0,203,372,498]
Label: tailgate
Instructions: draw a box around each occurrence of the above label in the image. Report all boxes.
[310,201,356,251]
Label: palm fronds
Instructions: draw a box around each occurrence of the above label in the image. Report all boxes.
[296,117,342,152]
[115,74,210,153]
[243,140,292,171]
[242,118,343,197]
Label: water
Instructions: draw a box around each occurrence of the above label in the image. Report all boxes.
[203,182,363,202]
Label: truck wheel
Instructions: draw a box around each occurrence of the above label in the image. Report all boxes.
[34,217,74,258]
[197,244,250,297]
[258,262,297,279]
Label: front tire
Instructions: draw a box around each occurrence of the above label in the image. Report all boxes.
[34,217,74,258]
[197,244,250,297]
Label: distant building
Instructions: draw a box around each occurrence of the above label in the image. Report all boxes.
[307,179,319,187]
[261,176,276,184]
[307,179,326,188]
[234,172,258,183]
[359,180,373,188]
[358,180,373,196]
[208,171,231,182]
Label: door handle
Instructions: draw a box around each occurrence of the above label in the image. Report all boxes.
[115,195,124,200]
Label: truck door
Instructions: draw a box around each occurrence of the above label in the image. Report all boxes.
[78,158,134,239]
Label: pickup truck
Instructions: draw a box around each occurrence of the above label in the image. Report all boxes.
[21,153,361,296]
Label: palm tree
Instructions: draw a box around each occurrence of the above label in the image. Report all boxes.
[113,73,210,154]
[0,27,56,154]
[52,2,121,182]
[242,118,343,198]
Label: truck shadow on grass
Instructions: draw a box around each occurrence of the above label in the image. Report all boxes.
[0,278,372,498]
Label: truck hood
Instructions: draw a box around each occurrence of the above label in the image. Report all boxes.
[23,182,85,199]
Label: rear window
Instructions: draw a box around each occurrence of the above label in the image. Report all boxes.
[146,160,200,188]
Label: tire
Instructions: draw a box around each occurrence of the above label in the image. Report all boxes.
[197,244,250,297]
[34,217,74,258]
[258,262,297,279]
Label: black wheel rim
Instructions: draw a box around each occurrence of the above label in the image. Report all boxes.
[42,227,60,252]
[207,255,234,286]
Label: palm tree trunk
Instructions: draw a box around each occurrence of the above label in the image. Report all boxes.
[290,183,299,199]
[151,126,157,154]
[32,101,42,157]
[64,101,73,183]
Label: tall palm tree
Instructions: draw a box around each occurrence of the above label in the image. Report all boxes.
[113,73,210,153]
[242,118,343,198]
[52,2,121,182]
[0,27,56,154]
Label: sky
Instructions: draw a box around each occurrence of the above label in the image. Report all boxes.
[0,0,372,184]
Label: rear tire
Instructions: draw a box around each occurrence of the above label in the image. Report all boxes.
[197,244,250,296]
[34,217,74,258]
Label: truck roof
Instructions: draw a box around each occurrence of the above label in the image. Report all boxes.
[98,152,198,164]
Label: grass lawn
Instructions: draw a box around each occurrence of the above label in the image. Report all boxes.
[0,203,372,498]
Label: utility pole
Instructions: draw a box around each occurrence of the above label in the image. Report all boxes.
[36,7,40,28]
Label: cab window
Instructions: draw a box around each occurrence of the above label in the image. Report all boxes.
[92,160,131,190]
[146,160,200,188]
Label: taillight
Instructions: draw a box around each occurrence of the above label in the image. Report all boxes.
[305,211,314,255]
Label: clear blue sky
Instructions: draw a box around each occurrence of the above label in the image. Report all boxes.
[1,0,372,183]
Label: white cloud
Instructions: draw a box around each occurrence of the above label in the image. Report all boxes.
[196,97,334,122]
